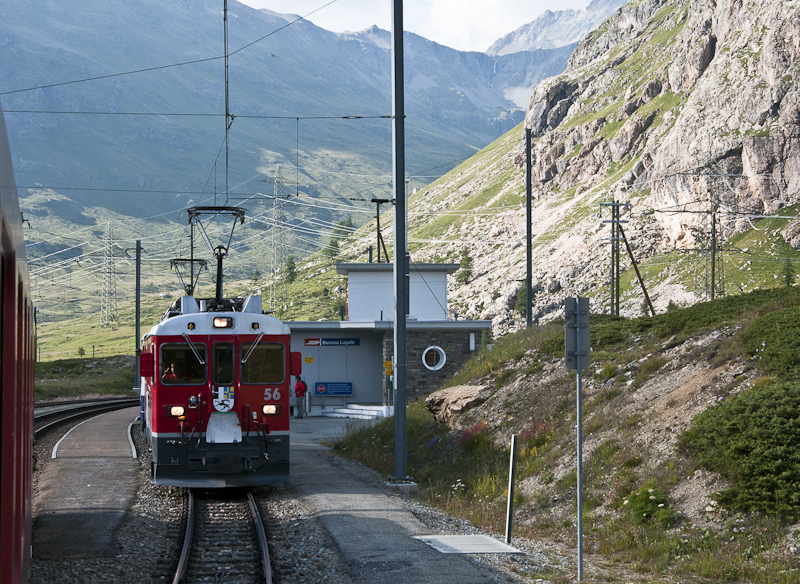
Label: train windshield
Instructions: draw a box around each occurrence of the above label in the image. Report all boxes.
[241,342,284,384]
[214,343,235,385]
[160,343,207,385]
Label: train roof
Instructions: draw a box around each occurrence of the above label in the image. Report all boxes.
[144,295,289,338]
[0,103,31,293]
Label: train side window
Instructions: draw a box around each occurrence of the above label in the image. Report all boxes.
[214,343,235,385]
[160,344,207,385]
[241,343,285,384]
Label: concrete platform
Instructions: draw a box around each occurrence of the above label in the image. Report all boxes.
[33,407,140,559]
[289,417,515,583]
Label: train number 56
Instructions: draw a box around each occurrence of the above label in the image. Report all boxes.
[264,388,281,401]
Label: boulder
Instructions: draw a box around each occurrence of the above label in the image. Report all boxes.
[425,385,492,430]
[783,218,800,250]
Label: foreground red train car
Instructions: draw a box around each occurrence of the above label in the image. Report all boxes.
[141,295,300,487]
[0,104,36,584]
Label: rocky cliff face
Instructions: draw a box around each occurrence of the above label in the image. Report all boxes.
[523,0,800,245]
[486,0,628,55]
[394,0,800,334]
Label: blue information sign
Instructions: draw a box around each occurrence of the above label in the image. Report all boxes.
[321,338,360,346]
[315,382,353,396]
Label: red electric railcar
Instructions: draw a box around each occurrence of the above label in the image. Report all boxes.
[140,294,300,488]
[0,104,36,584]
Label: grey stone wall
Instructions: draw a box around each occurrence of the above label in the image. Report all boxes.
[382,329,483,404]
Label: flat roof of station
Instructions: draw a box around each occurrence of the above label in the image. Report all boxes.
[335,262,460,275]
[287,319,492,332]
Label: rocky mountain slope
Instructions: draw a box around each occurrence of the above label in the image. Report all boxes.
[386,0,800,335]
[413,288,800,582]
[486,0,627,55]
[2,0,569,220]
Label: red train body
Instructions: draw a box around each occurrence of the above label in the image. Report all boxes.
[141,295,300,487]
[0,104,36,584]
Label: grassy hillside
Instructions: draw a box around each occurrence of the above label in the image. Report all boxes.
[334,286,800,583]
[35,356,136,401]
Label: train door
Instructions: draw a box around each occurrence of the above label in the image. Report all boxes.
[207,341,240,443]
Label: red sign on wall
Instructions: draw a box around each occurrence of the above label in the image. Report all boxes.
[305,338,321,346]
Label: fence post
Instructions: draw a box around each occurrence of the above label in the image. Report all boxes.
[505,434,518,544]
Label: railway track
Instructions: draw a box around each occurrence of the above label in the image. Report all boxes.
[174,489,272,584]
[34,396,140,437]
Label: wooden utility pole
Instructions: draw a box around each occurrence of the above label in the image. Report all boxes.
[617,223,655,317]
[371,198,391,263]
[526,127,533,328]
[601,201,627,315]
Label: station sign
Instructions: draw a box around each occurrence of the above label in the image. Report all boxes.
[304,338,360,346]
[321,338,360,346]
[315,382,353,396]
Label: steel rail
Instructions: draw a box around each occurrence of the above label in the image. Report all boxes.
[34,398,140,437]
[35,396,138,409]
[247,491,272,584]
[172,490,270,584]
[172,490,194,584]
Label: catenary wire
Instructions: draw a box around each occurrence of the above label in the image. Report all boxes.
[0,0,341,97]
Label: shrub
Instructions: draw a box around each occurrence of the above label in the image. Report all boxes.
[653,287,800,338]
[598,362,617,380]
[457,421,489,450]
[284,256,297,284]
[679,379,800,518]
[520,421,552,448]
[455,248,472,285]
[540,334,563,357]
[623,485,678,527]
[741,307,800,379]
[514,286,527,316]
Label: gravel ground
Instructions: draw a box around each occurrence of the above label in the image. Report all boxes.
[29,418,570,584]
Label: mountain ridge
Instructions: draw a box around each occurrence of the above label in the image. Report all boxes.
[486,0,627,55]
[290,0,800,338]
[2,0,570,220]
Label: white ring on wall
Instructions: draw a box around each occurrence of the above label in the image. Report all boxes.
[422,346,446,371]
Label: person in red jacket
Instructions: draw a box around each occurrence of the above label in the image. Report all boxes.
[294,376,307,418]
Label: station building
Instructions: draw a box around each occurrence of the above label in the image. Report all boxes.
[287,263,492,417]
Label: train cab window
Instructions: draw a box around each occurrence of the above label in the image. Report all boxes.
[241,343,284,384]
[214,344,235,385]
[160,344,207,385]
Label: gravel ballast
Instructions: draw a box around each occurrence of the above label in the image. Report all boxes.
[30,418,567,584]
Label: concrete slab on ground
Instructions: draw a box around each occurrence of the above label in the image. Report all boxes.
[288,417,511,583]
[414,535,521,554]
[33,407,141,560]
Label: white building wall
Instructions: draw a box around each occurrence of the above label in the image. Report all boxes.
[347,270,448,321]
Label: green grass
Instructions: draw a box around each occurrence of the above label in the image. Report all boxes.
[35,356,136,401]
[679,378,800,519]
[444,322,563,387]
[330,284,800,581]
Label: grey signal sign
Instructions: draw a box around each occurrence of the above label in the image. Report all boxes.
[565,297,590,371]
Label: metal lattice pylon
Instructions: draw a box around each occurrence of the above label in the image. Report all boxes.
[100,221,117,324]
[270,164,288,309]
[688,174,728,300]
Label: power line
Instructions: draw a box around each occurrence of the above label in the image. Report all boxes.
[3,110,392,120]
[0,0,341,97]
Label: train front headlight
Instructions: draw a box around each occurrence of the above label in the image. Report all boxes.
[170,406,186,417]
[262,404,280,415]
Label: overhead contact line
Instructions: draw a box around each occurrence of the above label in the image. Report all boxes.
[0,0,340,97]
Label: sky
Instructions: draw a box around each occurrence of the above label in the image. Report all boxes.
[237,0,593,53]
